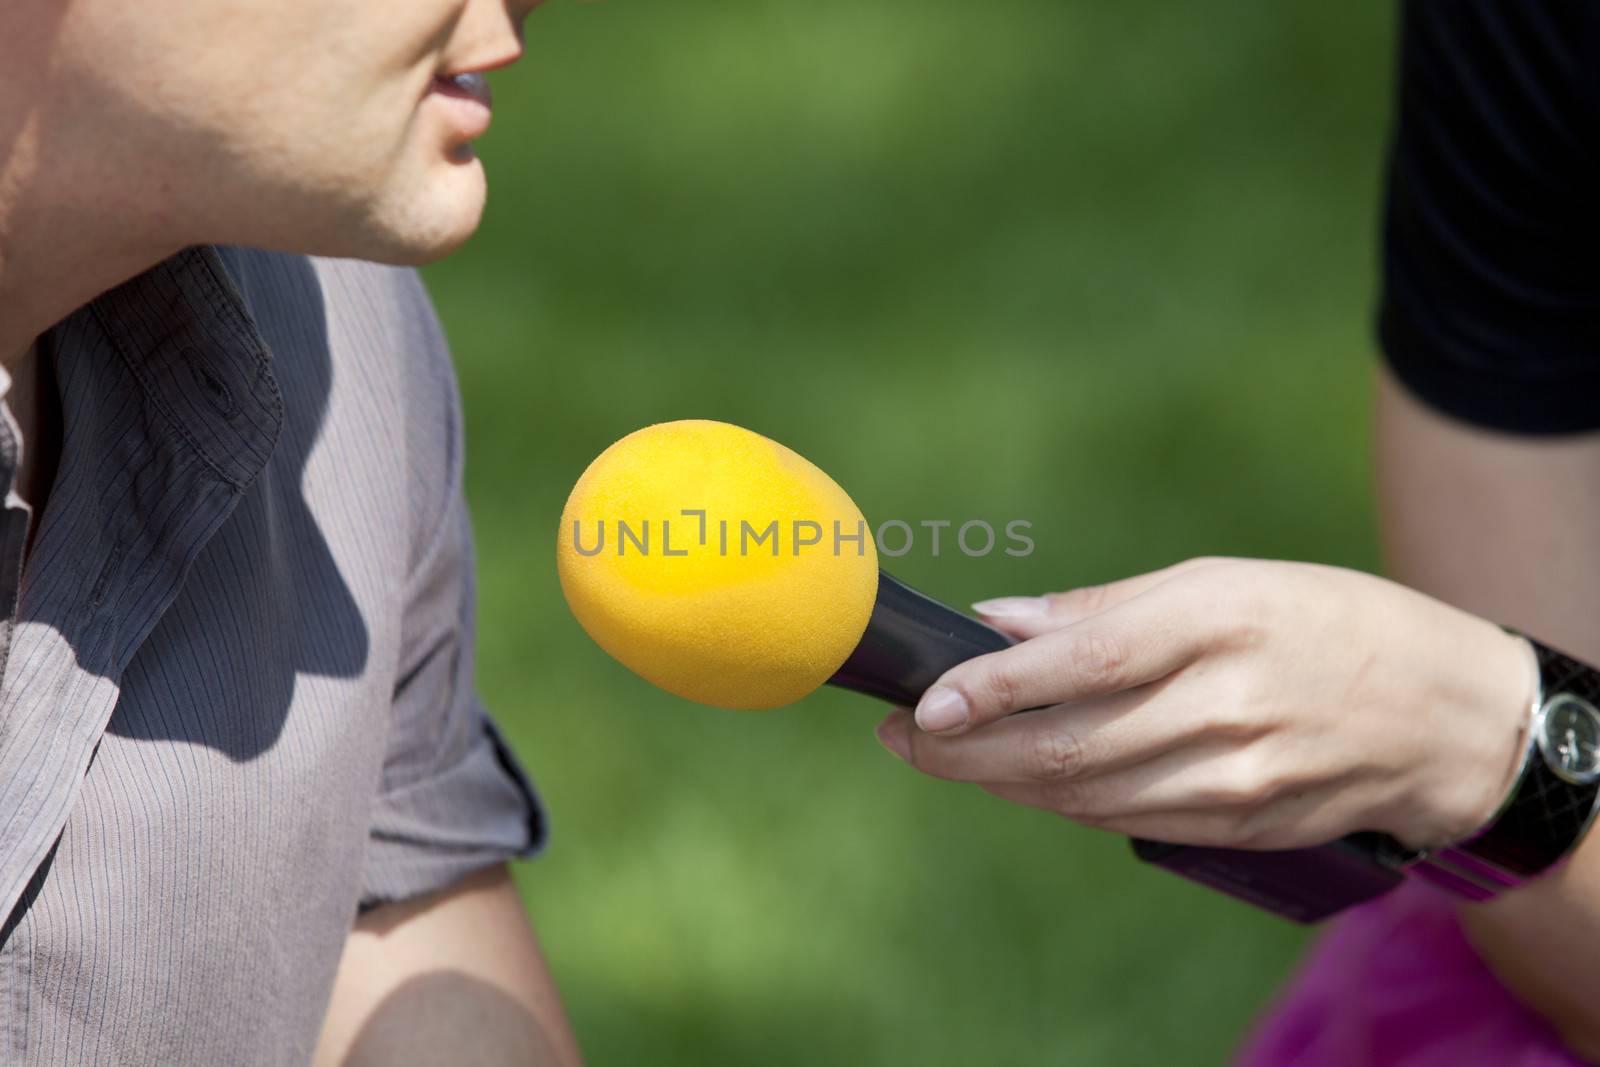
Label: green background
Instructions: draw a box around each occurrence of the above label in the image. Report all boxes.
[422,2,1397,1063]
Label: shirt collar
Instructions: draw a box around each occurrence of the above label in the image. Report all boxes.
[80,244,284,493]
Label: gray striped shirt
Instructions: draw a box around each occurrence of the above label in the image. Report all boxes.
[0,245,546,1064]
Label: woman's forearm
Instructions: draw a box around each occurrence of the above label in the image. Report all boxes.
[1375,362,1600,1055]
[1459,839,1600,1057]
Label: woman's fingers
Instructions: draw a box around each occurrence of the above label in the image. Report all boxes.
[972,556,1229,640]
[878,679,1205,785]
[913,576,1214,735]
[964,738,1280,817]
[883,705,1282,816]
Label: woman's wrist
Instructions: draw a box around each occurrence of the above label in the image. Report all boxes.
[1384,615,1539,851]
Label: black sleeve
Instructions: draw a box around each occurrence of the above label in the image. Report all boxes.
[1379,0,1600,435]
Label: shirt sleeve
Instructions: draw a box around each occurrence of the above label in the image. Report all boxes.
[1378,0,1600,436]
[357,277,548,911]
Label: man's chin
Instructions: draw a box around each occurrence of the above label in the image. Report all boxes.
[231,161,487,268]
[358,165,487,266]
[372,227,480,268]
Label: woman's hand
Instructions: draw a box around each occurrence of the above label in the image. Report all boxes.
[874,557,1540,852]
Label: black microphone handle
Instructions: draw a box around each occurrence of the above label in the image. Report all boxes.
[828,569,1015,706]
[828,569,1409,923]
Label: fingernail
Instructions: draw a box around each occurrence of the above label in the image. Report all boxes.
[875,718,910,760]
[915,686,969,733]
[972,596,1048,619]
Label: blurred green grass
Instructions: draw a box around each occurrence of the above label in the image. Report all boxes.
[422,1,1396,1063]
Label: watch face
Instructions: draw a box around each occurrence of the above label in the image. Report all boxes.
[1537,693,1600,786]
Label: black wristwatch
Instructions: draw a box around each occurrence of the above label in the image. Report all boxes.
[1406,630,1600,900]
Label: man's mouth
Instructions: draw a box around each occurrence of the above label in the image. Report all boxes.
[427,70,494,146]
[431,71,493,111]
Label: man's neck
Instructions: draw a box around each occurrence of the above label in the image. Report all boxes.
[0,110,185,381]
[0,228,182,380]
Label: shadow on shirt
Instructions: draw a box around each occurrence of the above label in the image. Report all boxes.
[94,249,370,761]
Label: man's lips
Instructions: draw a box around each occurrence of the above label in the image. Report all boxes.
[428,71,493,143]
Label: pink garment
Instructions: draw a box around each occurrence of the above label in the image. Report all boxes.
[1236,881,1587,1066]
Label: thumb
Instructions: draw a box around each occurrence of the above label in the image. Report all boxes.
[972,556,1227,639]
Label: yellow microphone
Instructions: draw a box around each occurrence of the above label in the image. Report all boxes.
[557,419,1013,711]
[557,419,1408,923]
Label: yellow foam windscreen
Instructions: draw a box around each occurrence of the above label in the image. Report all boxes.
[557,420,879,709]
